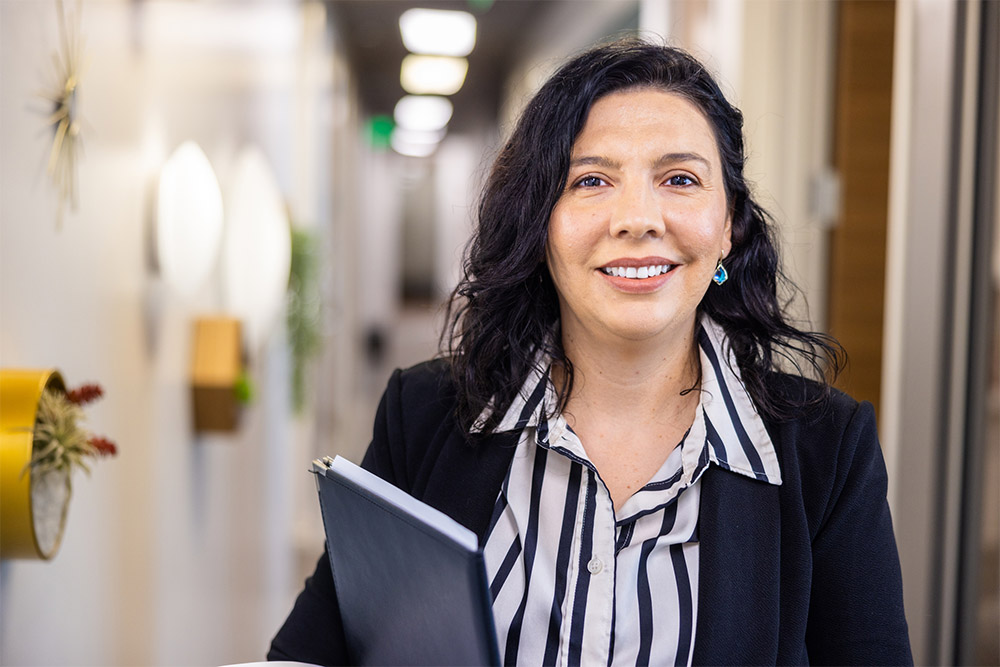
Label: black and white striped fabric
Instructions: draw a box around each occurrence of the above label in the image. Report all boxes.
[479,317,782,666]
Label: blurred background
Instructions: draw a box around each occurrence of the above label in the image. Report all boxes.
[0,0,996,665]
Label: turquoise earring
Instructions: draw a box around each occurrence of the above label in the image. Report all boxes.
[712,260,728,285]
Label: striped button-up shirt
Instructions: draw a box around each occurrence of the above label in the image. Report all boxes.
[480,317,783,666]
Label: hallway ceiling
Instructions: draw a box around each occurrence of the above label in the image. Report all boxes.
[329,1,565,133]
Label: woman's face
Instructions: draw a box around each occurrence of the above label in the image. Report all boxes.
[546,88,732,348]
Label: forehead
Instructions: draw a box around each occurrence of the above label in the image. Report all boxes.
[572,88,720,160]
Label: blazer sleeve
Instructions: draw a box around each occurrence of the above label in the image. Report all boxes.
[804,400,913,665]
[266,369,405,665]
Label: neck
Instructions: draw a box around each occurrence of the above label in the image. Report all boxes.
[554,322,701,429]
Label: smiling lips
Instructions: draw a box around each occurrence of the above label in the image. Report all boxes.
[598,257,677,293]
[601,264,673,279]
[599,256,677,278]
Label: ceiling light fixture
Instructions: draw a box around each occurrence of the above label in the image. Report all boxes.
[399,8,477,57]
[394,128,446,145]
[400,54,469,96]
[391,131,441,158]
[391,127,445,157]
[393,95,453,133]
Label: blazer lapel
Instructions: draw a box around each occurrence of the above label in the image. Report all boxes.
[693,465,782,665]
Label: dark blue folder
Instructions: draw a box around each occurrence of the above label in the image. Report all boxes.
[313,457,501,666]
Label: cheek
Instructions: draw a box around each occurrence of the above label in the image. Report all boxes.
[682,223,727,258]
[546,238,578,288]
[690,207,732,255]
[546,212,587,265]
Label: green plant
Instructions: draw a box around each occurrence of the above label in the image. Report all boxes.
[233,369,255,405]
[287,227,322,412]
[24,384,116,481]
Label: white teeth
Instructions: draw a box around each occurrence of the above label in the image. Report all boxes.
[601,264,672,279]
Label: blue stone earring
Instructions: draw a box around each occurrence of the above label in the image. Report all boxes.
[712,260,728,285]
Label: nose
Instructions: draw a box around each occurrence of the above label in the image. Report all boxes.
[609,181,665,239]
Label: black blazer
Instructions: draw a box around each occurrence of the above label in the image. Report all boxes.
[269,360,912,666]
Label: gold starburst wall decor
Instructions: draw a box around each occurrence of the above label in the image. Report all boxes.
[40,0,85,227]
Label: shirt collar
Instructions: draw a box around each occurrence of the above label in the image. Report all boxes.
[697,317,782,485]
[476,316,781,486]
[474,360,552,435]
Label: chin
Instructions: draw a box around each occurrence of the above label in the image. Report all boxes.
[601,321,677,344]
[604,307,700,343]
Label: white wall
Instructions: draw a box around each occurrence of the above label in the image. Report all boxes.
[0,2,342,664]
[434,132,490,301]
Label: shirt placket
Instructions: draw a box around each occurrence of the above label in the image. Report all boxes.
[581,467,617,667]
[550,425,622,667]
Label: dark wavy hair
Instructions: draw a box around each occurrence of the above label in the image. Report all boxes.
[444,38,844,434]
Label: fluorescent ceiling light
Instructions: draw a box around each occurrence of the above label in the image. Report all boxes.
[399,8,476,57]
[394,128,446,145]
[400,55,468,95]
[394,95,453,132]
[391,133,439,158]
[391,128,445,158]
[392,128,446,157]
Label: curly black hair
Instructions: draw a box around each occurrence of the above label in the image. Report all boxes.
[444,37,843,434]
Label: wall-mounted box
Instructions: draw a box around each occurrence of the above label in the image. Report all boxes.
[190,317,243,432]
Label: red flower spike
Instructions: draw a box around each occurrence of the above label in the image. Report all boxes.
[89,436,117,457]
[67,384,104,405]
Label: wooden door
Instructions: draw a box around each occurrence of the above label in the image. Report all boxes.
[827,0,896,416]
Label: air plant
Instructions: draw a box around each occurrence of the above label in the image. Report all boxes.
[23,383,117,485]
[40,0,85,226]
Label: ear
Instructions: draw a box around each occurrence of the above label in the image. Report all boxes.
[721,212,733,259]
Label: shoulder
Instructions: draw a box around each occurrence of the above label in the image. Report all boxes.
[761,379,910,661]
[761,373,884,535]
[366,357,516,537]
[760,372,867,439]
[384,357,457,429]
[372,357,459,457]
[363,358,458,490]
[396,356,453,388]
[761,371,856,415]
[392,357,455,400]
[760,371,875,461]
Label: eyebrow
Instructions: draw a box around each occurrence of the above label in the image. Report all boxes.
[654,152,712,173]
[569,152,712,173]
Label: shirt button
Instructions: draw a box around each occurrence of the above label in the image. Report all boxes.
[587,557,604,574]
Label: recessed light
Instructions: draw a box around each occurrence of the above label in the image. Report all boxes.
[400,55,469,95]
[399,8,476,57]
[393,95,453,132]
[391,133,439,158]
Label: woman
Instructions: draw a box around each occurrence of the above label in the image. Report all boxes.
[269,39,912,665]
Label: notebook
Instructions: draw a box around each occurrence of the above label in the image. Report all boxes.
[312,456,500,666]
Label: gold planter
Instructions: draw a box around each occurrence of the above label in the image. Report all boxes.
[0,369,69,560]
[190,317,243,432]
